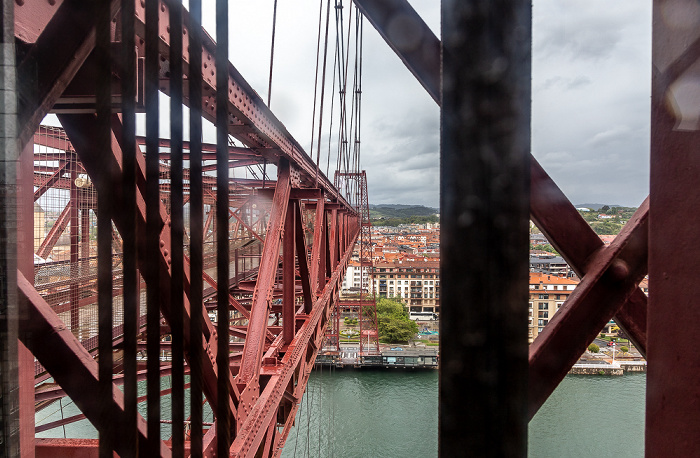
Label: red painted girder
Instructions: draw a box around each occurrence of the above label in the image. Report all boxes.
[58,113,238,423]
[15,0,121,150]
[529,200,649,419]
[135,136,264,159]
[230,228,359,457]
[235,161,291,395]
[200,265,251,320]
[131,0,355,212]
[309,197,326,294]
[283,202,296,344]
[36,200,71,258]
[33,128,75,153]
[204,189,265,243]
[294,202,314,313]
[201,159,262,171]
[34,159,68,201]
[529,158,648,355]
[18,272,171,457]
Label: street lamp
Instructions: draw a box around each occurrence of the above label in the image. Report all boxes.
[611,341,616,365]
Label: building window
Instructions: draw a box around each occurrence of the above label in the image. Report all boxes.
[538,319,548,326]
[538,311,549,318]
[538,294,549,299]
[538,302,547,310]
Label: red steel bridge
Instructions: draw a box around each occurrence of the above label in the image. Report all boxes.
[0,0,698,457]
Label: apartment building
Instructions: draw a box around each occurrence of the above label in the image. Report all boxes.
[371,260,440,313]
[341,261,371,293]
[528,272,579,343]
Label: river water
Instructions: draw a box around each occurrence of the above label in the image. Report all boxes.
[36,369,646,456]
[282,369,646,458]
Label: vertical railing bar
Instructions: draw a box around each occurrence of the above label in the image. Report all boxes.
[120,0,138,454]
[215,0,231,453]
[95,0,115,458]
[188,0,204,454]
[96,0,113,456]
[145,0,161,453]
[169,0,185,456]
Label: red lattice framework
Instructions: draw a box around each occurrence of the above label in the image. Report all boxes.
[334,170,379,358]
[0,0,697,457]
[6,0,362,456]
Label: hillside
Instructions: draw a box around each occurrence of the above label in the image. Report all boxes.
[369,204,439,227]
[369,204,439,219]
[575,203,623,211]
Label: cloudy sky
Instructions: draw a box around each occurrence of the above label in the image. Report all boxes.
[197,1,652,208]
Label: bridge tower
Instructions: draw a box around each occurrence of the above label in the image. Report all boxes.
[334,171,379,360]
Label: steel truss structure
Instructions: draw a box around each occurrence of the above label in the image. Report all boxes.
[334,171,379,357]
[4,0,362,456]
[0,0,698,457]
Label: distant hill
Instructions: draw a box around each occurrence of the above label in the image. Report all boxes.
[576,203,623,211]
[369,204,439,219]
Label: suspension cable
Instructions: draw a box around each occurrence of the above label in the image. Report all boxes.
[267,0,279,108]
[308,0,326,174]
[314,0,333,185]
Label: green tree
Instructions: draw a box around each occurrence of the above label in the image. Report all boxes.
[620,346,629,354]
[588,343,600,353]
[601,205,610,213]
[374,297,418,343]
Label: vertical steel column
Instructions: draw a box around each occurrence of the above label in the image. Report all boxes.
[120,0,138,454]
[188,0,204,454]
[145,0,161,453]
[95,0,113,455]
[440,0,531,455]
[215,0,231,452]
[169,1,185,455]
[646,2,700,454]
[0,40,20,458]
[283,201,296,344]
[69,163,79,332]
[17,112,34,457]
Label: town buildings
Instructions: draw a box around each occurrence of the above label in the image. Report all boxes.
[341,223,441,314]
[528,272,579,342]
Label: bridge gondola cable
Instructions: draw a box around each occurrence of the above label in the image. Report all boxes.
[314,0,333,185]
[308,0,326,180]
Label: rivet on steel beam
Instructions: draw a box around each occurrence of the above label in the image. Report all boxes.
[47,0,56,5]
[608,259,630,282]
[15,0,24,5]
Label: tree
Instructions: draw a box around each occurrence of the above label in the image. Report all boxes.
[601,205,610,213]
[374,297,418,343]
[620,346,629,354]
[588,343,600,353]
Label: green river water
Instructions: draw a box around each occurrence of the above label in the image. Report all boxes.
[36,370,646,457]
[282,369,646,458]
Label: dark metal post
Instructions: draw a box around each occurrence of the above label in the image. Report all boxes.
[646,1,700,454]
[440,0,531,455]
[0,0,20,453]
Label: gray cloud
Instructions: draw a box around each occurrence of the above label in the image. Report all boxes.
[178,0,652,209]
